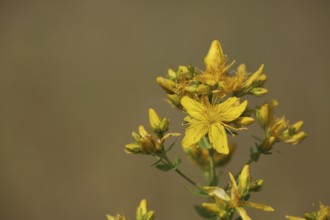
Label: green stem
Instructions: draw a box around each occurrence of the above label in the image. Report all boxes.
[208,149,217,186]
[225,151,260,190]
[159,154,205,193]
[174,168,204,192]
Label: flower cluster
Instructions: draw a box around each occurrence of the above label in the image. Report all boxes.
[202,165,273,220]
[106,199,154,220]
[256,99,307,152]
[125,109,180,155]
[109,40,327,220]
[157,40,267,111]
[286,203,330,220]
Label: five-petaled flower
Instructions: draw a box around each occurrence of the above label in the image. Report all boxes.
[181,96,249,154]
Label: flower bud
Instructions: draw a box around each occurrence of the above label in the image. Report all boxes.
[166,94,182,109]
[249,179,264,192]
[159,118,169,133]
[156,77,176,93]
[140,134,157,154]
[196,84,211,94]
[125,143,142,154]
[244,64,264,89]
[167,69,177,79]
[149,108,161,133]
[260,136,276,151]
[250,87,268,96]
[235,117,255,127]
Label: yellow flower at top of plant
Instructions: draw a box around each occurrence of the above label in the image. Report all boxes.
[200,40,233,86]
[181,96,248,154]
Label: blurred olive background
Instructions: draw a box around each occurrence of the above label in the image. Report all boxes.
[0,1,329,220]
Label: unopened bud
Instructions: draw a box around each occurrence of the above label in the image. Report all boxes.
[140,134,157,154]
[159,118,169,133]
[250,87,268,96]
[167,69,177,79]
[125,143,142,154]
[260,136,276,151]
[235,117,255,127]
[249,179,264,192]
[156,77,176,93]
[185,85,198,93]
[166,94,182,109]
[196,85,211,94]
[149,108,161,131]
[132,131,141,142]
[257,74,267,86]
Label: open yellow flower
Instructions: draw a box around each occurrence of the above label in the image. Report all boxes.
[203,165,274,220]
[181,96,248,154]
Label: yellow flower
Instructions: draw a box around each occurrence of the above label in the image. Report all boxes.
[256,100,307,150]
[286,203,330,220]
[106,214,126,220]
[136,199,155,220]
[181,96,248,154]
[200,40,234,86]
[202,165,274,220]
[148,108,169,135]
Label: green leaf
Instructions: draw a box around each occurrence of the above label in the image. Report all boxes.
[165,141,176,153]
[172,155,181,169]
[194,205,214,219]
[183,186,209,198]
[155,163,173,172]
[150,156,164,167]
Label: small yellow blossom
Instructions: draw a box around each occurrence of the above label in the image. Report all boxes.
[256,100,307,150]
[126,110,180,155]
[200,40,234,86]
[202,165,274,220]
[181,96,248,154]
[106,214,126,220]
[286,203,330,220]
[136,199,155,220]
[148,108,169,135]
[125,125,159,154]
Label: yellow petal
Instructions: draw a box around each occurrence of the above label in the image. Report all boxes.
[228,172,239,192]
[218,98,248,122]
[182,121,208,149]
[202,202,220,214]
[209,123,229,154]
[256,103,269,128]
[283,131,307,145]
[156,77,176,93]
[291,121,304,131]
[149,108,161,130]
[181,96,206,121]
[245,201,274,212]
[138,125,148,137]
[244,64,264,88]
[235,117,255,127]
[161,132,181,143]
[285,216,305,220]
[235,207,252,220]
[137,199,147,216]
[204,40,225,72]
[238,165,250,193]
